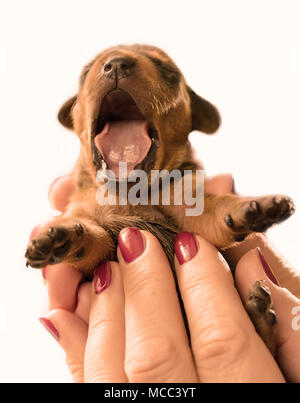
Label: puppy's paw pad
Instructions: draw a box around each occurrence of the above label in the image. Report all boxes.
[266,196,295,221]
[225,195,295,240]
[245,201,260,222]
[246,280,277,328]
[48,227,68,244]
[267,309,277,326]
[25,223,84,268]
[247,281,272,313]
[246,280,277,354]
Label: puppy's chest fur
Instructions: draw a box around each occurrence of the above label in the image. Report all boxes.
[73,158,198,265]
[70,179,180,266]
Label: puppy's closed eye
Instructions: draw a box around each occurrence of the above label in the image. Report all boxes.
[79,61,94,87]
[147,56,181,87]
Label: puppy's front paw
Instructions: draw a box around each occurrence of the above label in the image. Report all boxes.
[224,195,295,241]
[246,280,277,354]
[25,223,84,268]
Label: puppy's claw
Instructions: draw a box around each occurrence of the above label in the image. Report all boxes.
[75,223,84,236]
[224,214,234,228]
[245,201,259,221]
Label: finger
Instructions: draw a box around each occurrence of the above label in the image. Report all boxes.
[48,175,74,212]
[174,233,285,382]
[28,221,83,309]
[39,309,88,383]
[117,228,198,383]
[74,282,91,324]
[84,261,127,383]
[29,225,80,306]
[43,263,83,311]
[235,248,300,382]
[205,173,234,195]
[223,233,300,298]
[29,224,42,240]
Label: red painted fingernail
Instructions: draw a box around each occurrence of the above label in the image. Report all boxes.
[174,232,198,264]
[39,318,60,341]
[94,261,112,294]
[118,227,145,263]
[257,248,280,286]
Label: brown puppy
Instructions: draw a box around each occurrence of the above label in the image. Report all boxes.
[26,44,295,353]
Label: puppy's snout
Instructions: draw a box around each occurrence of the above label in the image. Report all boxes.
[103,56,135,80]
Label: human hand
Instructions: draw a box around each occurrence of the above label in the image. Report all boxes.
[35,174,300,382]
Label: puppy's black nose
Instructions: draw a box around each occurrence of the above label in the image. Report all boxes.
[103,57,135,80]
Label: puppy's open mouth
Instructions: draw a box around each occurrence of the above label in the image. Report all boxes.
[92,89,158,178]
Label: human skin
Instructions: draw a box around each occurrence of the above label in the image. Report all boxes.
[34,174,300,383]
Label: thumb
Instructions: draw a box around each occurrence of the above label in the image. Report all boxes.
[39,309,88,383]
[205,173,234,195]
[48,175,74,212]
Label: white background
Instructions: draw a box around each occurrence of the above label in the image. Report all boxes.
[1,0,300,382]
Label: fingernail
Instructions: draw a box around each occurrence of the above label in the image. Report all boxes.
[118,227,145,263]
[257,248,280,286]
[39,318,60,341]
[94,261,112,294]
[42,267,48,280]
[74,286,79,309]
[232,177,236,194]
[174,232,198,264]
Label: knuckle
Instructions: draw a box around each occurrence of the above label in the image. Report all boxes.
[88,315,114,337]
[125,337,179,381]
[65,357,84,383]
[125,270,161,301]
[181,265,231,297]
[193,322,249,370]
[84,366,114,383]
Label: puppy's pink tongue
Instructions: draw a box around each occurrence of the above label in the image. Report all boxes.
[95,121,151,177]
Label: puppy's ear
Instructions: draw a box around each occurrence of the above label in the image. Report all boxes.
[187,86,221,134]
[57,95,77,130]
